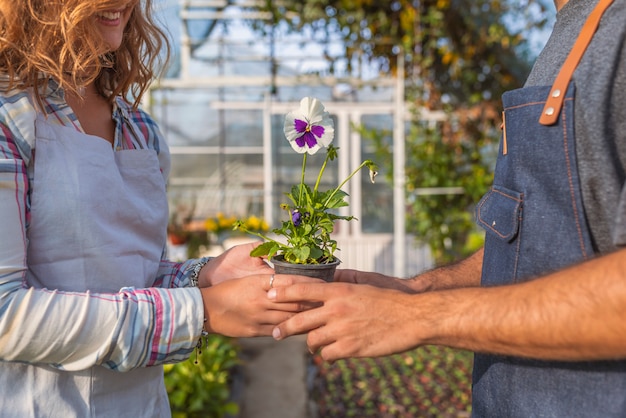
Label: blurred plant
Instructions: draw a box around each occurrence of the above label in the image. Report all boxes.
[205,213,269,236]
[246,0,546,266]
[167,200,214,259]
[311,345,473,417]
[204,213,238,236]
[167,201,195,246]
[360,114,495,265]
[249,0,547,105]
[164,335,241,418]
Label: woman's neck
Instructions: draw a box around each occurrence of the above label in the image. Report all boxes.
[65,83,116,145]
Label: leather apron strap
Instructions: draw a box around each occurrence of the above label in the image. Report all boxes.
[539,0,615,125]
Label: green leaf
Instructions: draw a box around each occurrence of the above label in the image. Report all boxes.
[318,217,335,234]
[309,246,323,261]
[292,246,311,262]
[326,144,339,160]
[250,241,275,257]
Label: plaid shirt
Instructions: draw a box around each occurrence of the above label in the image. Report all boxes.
[0,80,203,372]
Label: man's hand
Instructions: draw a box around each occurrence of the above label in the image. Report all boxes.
[268,282,422,361]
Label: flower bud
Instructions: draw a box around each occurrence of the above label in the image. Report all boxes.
[291,210,303,226]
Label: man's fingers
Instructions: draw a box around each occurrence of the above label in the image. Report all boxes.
[259,310,297,325]
[334,268,359,283]
[267,300,320,312]
[268,281,331,303]
[271,305,328,340]
[306,325,337,354]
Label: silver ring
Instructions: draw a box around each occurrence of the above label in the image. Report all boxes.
[269,274,275,289]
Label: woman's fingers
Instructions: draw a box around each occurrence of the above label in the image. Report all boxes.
[267,273,325,289]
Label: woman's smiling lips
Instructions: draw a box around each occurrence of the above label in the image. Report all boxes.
[94,4,132,49]
[95,8,127,26]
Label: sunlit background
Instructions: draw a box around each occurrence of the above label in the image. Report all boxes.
[150,0,554,276]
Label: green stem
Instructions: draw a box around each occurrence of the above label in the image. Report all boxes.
[298,153,307,206]
[322,161,369,209]
[313,152,331,194]
[237,228,277,244]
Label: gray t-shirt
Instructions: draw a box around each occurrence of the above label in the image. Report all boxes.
[524,0,626,253]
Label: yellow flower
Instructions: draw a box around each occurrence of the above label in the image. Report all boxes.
[246,215,261,231]
[217,213,236,229]
[204,218,218,232]
[206,213,267,235]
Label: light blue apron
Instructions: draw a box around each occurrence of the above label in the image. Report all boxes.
[0,113,171,417]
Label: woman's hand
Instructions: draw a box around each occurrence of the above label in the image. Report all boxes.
[199,242,273,287]
[201,273,323,337]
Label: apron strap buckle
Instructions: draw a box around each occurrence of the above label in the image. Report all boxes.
[539,0,615,126]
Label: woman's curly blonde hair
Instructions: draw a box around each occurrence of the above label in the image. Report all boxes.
[0,0,170,107]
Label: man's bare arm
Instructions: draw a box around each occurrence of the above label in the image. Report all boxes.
[427,247,626,361]
[272,248,626,362]
[409,247,484,292]
[335,247,484,293]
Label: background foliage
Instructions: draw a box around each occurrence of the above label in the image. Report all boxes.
[251,0,551,264]
[164,335,241,418]
[311,346,474,417]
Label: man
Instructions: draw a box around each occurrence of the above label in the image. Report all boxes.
[268,0,626,415]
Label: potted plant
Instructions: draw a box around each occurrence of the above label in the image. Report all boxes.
[167,201,195,246]
[234,97,377,281]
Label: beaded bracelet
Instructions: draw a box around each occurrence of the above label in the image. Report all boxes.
[190,256,211,287]
[194,325,209,364]
[190,257,211,363]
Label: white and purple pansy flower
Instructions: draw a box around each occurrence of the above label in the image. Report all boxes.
[284,97,334,155]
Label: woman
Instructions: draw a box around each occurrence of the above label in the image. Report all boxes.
[0,1,311,416]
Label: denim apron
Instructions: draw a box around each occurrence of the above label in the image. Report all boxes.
[0,113,171,417]
[473,0,626,415]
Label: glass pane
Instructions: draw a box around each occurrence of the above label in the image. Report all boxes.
[169,154,215,179]
[168,154,264,220]
[360,114,394,233]
[152,91,264,147]
[153,90,219,146]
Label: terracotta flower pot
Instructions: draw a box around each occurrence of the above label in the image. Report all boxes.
[168,233,188,246]
[271,255,340,282]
